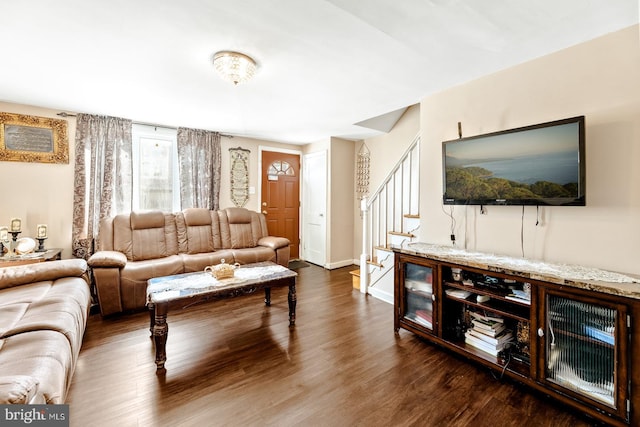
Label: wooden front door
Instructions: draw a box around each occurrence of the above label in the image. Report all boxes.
[261,151,300,259]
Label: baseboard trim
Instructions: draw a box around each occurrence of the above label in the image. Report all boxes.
[367,287,393,305]
[325,259,356,270]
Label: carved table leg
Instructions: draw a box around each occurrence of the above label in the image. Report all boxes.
[152,302,169,372]
[264,288,271,306]
[148,303,155,338]
[288,282,297,326]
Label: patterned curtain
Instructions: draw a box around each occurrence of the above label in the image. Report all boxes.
[72,114,132,259]
[177,127,221,210]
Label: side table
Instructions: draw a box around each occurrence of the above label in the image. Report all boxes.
[0,248,62,268]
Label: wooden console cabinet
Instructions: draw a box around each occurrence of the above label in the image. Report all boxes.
[394,243,640,426]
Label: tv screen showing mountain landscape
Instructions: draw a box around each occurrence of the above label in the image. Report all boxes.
[443,119,584,205]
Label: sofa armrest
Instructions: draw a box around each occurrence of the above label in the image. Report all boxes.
[0,259,88,291]
[88,251,128,269]
[259,236,290,267]
[88,251,127,316]
[258,236,290,250]
[0,375,40,404]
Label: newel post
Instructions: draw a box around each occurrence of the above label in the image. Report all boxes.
[359,197,369,294]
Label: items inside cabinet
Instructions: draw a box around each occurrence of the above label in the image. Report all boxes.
[403,262,434,330]
[545,294,617,407]
[441,266,532,371]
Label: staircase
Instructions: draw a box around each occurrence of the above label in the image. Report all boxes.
[359,135,420,303]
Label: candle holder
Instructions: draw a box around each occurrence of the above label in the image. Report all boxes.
[6,231,21,256]
[36,237,47,252]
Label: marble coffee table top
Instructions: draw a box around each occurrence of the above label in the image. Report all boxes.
[147,262,296,303]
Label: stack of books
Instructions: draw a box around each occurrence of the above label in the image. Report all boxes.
[414,309,432,329]
[445,288,472,299]
[505,289,531,305]
[464,311,513,356]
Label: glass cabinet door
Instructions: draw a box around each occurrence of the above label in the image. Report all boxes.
[543,292,628,417]
[402,262,435,332]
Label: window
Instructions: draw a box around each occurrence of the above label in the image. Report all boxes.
[132,124,180,212]
[267,160,295,180]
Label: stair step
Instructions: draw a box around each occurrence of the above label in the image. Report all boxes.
[388,231,415,238]
[404,214,420,219]
[349,269,360,290]
[367,260,384,268]
[374,245,393,252]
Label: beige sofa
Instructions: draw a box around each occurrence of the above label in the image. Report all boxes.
[88,207,290,316]
[0,259,91,404]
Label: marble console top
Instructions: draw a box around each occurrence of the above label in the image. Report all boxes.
[394,242,640,300]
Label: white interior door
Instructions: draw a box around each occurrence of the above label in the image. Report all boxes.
[302,150,327,267]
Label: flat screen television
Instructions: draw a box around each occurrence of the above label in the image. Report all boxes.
[442,116,585,206]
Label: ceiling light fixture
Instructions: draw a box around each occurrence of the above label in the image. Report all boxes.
[213,51,257,85]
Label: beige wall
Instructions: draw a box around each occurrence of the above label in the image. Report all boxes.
[0,101,299,258]
[420,25,640,274]
[329,137,355,267]
[352,104,421,261]
[0,102,76,257]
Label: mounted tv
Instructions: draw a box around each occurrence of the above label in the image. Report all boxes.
[442,116,585,206]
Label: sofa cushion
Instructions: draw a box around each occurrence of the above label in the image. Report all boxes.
[226,206,252,224]
[180,250,234,273]
[112,214,134,257]
[119,255,184,310]
[132,212,173,261]
[0,375,41,404]
[183,207,212,226]
[231,247,276,265]
[113,212,179,261]
[181,208,215,255]
[0,330,74,404]
[0,259,87,291]
[131,211,165,229]
[219,208,263,249]
[0,276,91,357]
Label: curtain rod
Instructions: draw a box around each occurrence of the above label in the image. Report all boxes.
[57,112,234,138]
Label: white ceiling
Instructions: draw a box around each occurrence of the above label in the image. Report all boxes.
[0,1,637,144]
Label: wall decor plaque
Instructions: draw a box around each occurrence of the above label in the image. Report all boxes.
[229,146,250,207]
[356,142,370,198]
[0,112,69,163]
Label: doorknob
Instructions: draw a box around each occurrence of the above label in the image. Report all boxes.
[262,202,267,207]
[262,210,268,215]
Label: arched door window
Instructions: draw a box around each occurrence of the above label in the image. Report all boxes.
[268,161,296,180]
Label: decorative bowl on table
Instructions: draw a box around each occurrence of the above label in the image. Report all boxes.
[204,259,239,280]
[15,237,36,255]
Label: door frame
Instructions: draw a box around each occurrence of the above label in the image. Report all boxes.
[258,145,303,260]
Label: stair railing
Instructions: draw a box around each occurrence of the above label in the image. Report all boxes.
[360,135,420,294]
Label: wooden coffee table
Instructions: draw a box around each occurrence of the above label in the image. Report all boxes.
[146,261,297,372]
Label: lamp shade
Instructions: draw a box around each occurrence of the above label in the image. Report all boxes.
[213,51,257,85]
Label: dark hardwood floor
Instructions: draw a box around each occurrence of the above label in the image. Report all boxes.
[67,265,601,426]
